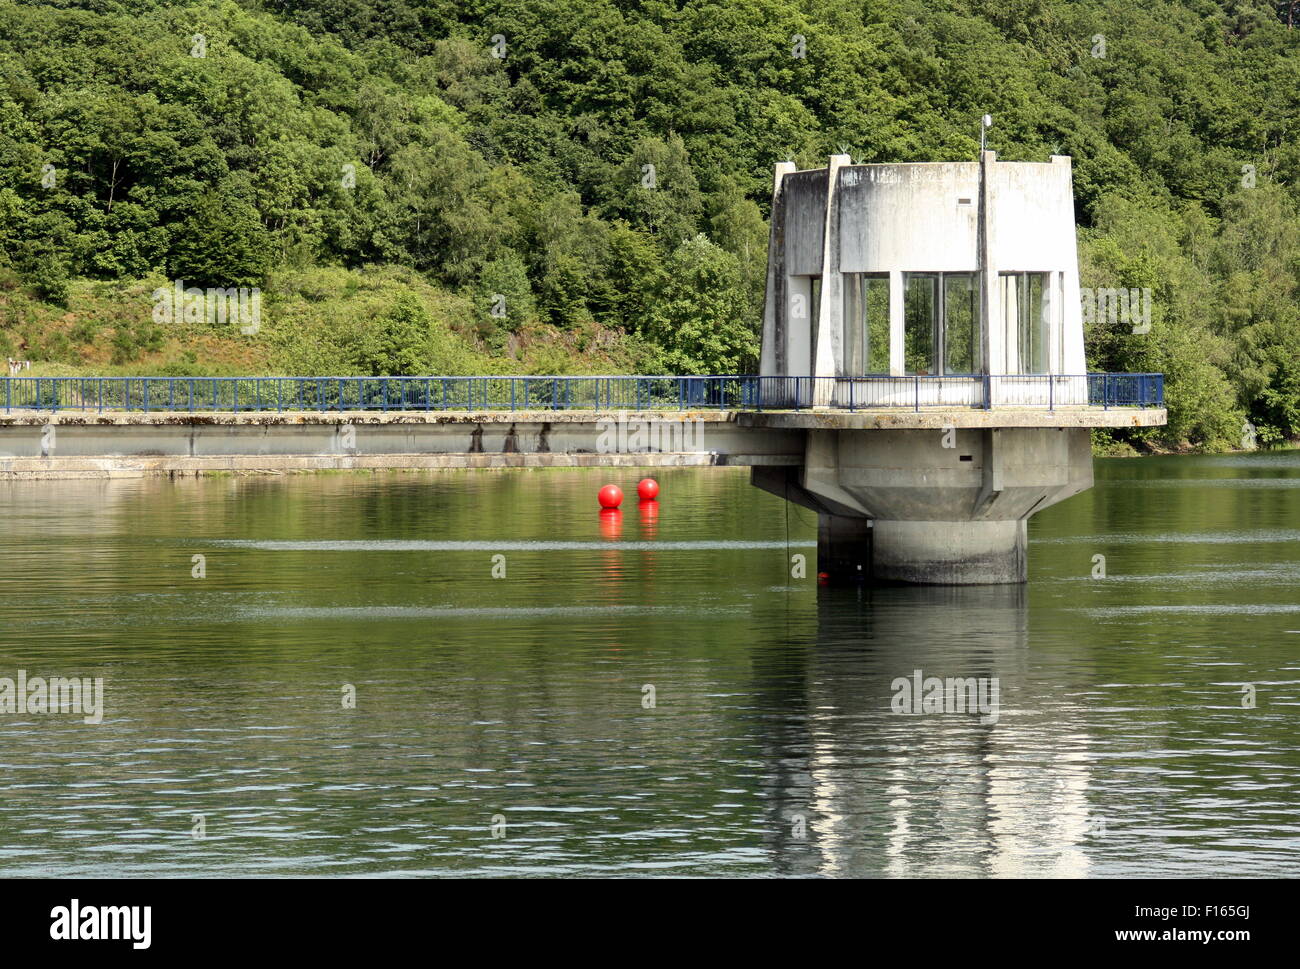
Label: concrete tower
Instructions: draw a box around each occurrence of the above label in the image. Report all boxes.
[747,152,1165,584]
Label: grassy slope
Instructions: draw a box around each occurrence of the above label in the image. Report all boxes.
[0,265,653,377]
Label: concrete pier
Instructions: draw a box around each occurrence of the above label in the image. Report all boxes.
[870,519,1026,585]
[753,423,1092,585]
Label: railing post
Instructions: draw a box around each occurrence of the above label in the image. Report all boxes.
[1049,374,1054,412]
[914,375,919,413]
[1104,373,1109,411]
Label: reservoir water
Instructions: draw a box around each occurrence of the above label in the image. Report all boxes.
[1,454,1298,877]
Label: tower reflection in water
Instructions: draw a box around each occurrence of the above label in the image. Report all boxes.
[754,585,1095,877]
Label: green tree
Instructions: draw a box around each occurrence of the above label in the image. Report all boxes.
[606,135,703,251]
[352,291,430,375]
[169,188,271,289]
[473,249,534,345]
[643,235,757,374]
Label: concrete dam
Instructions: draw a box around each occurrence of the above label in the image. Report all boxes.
[0,152,1165,585]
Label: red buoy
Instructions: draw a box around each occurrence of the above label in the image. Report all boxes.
[598,484,623,508]
[637,478,659,501]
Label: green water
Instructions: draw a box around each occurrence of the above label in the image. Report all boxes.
[1,455,1298,877]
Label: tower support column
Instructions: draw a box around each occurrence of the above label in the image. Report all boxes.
[870,519,1027,585]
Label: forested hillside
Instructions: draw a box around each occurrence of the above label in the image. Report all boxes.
[3,0,1300,449]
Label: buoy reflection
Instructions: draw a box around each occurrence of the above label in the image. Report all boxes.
[638,499,659,539]
[599,508,623,540]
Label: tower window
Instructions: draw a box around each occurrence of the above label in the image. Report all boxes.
[903,272,981,376]
[1000,272,1050,374]
[842,274,890,374]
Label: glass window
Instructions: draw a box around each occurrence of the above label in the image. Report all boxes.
[1057,274,1066,374]
[903,273,937,375]
[943,273,979,374]
[809,275,822,369]
[1000,272,1049,374]
[843,274,891,374]
[865,277,890,374]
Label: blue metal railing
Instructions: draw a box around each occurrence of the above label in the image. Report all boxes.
[0,374,1163,414]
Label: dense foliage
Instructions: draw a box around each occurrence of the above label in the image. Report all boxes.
[3,0,1300,448]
